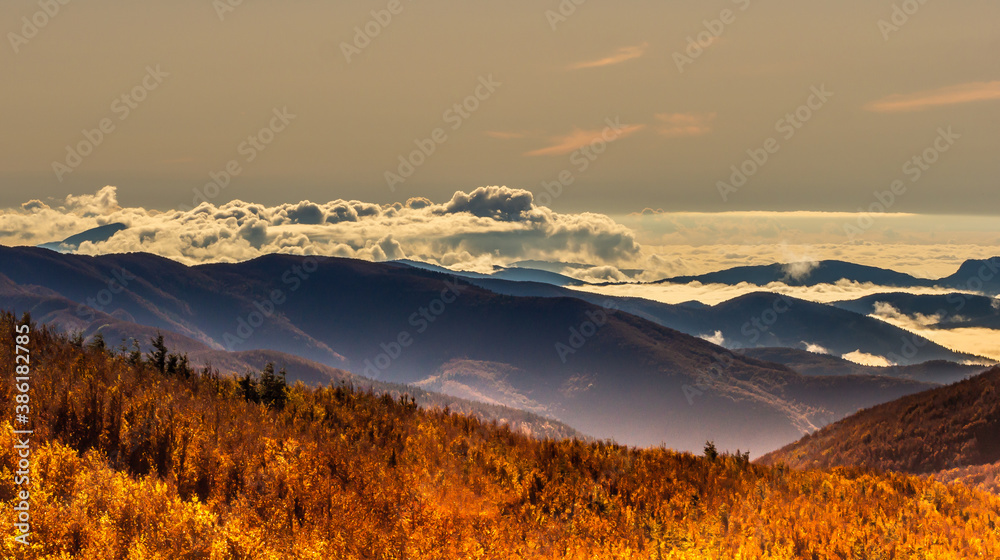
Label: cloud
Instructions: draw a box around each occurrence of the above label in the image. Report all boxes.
[21,200,49,213]
[569,265,631,283]
[568,43,648,70]
[865,81,1000,113]
[700,330,726,346]
[0,186,641,271]
[655,112,716,138]
[283,201,326,225]
[869,301,944,328]
[439,186,534,222]
[802,342,830,354]
[782,260,820,281]
[573,280,978,307]
[841,350,895,367]
[524,124,645,157]
[62,185,121,216]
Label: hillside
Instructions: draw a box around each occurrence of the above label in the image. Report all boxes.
[657,260,931,287]
[0,246,942,456]
[2,312,999,558]
[654,257,1000,295]
[760,367,1000,492]
[474,276,976,366]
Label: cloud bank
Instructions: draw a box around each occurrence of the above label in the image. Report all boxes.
[0,186,640,270]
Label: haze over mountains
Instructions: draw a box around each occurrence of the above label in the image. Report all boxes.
[2,244,981,457]
[465,276,985,366]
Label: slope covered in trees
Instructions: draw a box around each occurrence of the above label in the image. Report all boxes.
[760,367,1000,493]
[2,311,1000,559]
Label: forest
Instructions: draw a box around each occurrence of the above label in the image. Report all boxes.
[2,309,999,559]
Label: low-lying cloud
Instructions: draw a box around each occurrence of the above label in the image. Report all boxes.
[0,186,640,270]
[573,280,979,307]
[802,342,830,354]
[841,350,894,367]
[699,330,726,346]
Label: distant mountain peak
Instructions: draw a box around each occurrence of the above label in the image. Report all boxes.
[38,222,127,252]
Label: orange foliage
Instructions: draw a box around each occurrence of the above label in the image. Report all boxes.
[1,311,999,559]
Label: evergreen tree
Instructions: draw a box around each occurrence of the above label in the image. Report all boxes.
[126,339,142,366]
[259,363,288,409]
[165,353,179,375]
[148,332,167,374]
[88,332,107,352]
[238,371,260,403]
[177,353,192,378]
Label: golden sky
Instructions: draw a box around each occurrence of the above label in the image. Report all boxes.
[1,0,998,215]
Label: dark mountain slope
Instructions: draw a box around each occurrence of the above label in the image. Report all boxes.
[37,222,127,251]
[0,246,936,455]
[759,367,1000,475]
[653,256,1000,295]
[467,278,975,366]
[657,260,932,287]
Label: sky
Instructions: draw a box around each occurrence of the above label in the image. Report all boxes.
[2,0,1000,286]
[2,0,999,216]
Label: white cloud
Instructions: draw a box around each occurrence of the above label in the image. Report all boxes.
[869,301,944,328]
[802,342,830,354]
[699,330,726,346]
[782,260,820,281]
[573,280,977,307]
[0,186,640,270]
[841,350,895,367]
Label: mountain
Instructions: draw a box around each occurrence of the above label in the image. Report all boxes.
[759,367,1000,492]
[394,258,585,286]
[832,292,1000,329]
[4,315,997,558]
[509,259,645,278]
[654,257,1000,296]
[939,257,1000,295]
[657,260,931,287]
[740,347,987,385]
[0,245,938,456]
[466,278,977,366]
[0,275,580,439]
[37,222,127,251]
